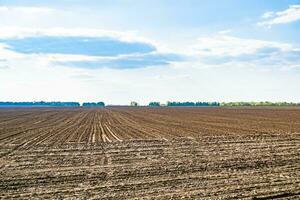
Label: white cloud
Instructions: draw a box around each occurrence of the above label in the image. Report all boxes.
[0,27,181,70]
[193,35,291,57]
[0,4,299,103]
[0,27,174,56]
[0,43,25,59]
[0,27,158,47]
[258,5,300,27]
[218,29,232,35]
[0,58,9,69]
[0,6,54,13]
[1,33,300,103]
[262,11,275,19]
[189,35,300,71]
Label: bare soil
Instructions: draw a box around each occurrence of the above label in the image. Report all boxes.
[0,107,299,199]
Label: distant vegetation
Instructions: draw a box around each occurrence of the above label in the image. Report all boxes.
[221,102,300,106]
[166,101,220,107]
[0,101,106,107]
[146,101,300,107]
[149,102,161,106]
[1,101,299,107]
[0,101,80,107]
[82,102,105,107]
[130,101,139,106]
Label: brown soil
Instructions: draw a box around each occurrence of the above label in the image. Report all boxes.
[0,107,299,199]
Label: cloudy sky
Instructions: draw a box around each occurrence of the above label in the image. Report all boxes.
[0,0,300,104]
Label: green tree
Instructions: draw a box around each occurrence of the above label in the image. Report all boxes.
[130,101,138,106]
[149,102,160,106]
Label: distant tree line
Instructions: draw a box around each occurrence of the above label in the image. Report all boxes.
[147,101,300,107]
[0,101,106,107]
[0,101,80,107]
[147,101,220,107]
[82,102,105,107]
[221,101,300,106]
[167,101,220,107]
[1,101,299,107]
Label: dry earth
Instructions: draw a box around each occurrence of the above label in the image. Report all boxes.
[0,107,299,199]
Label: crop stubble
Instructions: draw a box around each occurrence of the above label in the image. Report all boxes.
[0,107,299,199]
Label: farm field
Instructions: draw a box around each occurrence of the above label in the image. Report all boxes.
[0,107,299,199]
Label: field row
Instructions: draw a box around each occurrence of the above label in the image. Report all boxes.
[1,137,299,199]
[1,107,300,148]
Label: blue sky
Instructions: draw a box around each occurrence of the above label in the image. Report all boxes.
[0,0,300,104]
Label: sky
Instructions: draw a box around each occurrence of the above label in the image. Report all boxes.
[0,0,300,105]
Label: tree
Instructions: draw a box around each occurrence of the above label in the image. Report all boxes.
[82,102,105,107]
[96,102,105,106]
[149,102,160,106]
[130,101,138,106]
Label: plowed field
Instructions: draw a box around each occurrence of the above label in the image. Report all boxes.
[0,107,299,199]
